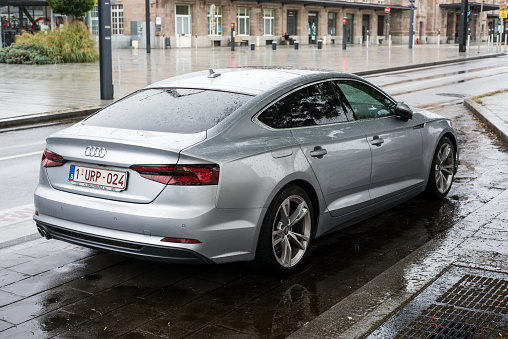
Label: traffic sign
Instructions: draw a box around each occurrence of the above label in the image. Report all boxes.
[385,7,390,13]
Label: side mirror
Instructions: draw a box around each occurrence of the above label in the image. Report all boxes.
[395,101,413,121]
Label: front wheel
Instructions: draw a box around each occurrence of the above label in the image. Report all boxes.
[426,136,456,199]
[250,185,313,276]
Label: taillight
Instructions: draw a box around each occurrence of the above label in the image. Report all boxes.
[130,164,219,185]
[41,149,66,167]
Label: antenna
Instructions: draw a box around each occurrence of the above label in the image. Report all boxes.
[208,69,221,78]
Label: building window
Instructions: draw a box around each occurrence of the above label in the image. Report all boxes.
[328,12,336,35]
[208,5,222,35]
[363,0,370,3]
[263,9,274,35]
[378,0,385,3]
[237,8,250,35]
[111,4,123,34]
[89,5,99,35]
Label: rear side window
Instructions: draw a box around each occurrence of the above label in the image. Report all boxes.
[83,89,252,133]
[257,81,352,129]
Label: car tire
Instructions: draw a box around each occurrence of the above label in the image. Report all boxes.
[250,184,313,276]
[426,136,456,199]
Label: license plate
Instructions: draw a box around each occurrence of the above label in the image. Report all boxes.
[69,165,127,191]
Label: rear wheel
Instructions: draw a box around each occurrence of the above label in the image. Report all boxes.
[251,185,313,276]
[426,136,456,199]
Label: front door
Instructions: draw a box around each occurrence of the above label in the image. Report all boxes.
[176,5,192,47]
[346,13,354,44]
[335,80,424,202]
[362,15,370,43]
[287,10,297,36]
[308,12,318,44]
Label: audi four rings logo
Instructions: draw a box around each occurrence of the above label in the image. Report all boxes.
[85,146,107,158]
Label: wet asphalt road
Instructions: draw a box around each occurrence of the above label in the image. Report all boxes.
[1,63,508,338]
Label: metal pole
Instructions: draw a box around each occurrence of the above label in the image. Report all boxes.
[145,0,151,53]
[459,0,468,52]
[342,17,347,50]
[438,29,440,48]
[478,0,483,53]
[409,0,415,48]
[231,23,235,51]
[98,0,114,100]
[467,28,470,50]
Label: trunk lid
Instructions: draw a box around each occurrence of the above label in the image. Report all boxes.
[44,124,206,203]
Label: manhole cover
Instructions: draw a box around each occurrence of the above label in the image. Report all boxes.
[366,266,508,338]
[436,93,467,98]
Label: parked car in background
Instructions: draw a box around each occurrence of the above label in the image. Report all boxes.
[34,68,458,275]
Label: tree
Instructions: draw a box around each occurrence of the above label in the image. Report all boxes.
[47,0,97,18]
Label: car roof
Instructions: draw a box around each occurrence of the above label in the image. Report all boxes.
[146,68,356,95]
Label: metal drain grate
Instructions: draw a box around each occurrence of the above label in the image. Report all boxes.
[395,275,508,339]
[366,267,508,339]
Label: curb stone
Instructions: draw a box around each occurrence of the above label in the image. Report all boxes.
[464,98,508,146]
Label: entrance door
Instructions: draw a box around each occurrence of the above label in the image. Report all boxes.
[362,15,370,43]
[308,12,318,44]
[346,14,354,44]
[287,10,297,36]
[176,5,191,47]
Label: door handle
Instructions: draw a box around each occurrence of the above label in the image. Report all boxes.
[310,147,327,158]
[370,136,384,146]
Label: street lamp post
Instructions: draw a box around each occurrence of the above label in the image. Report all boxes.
[145,0,151,53]
[409,0,415,48]
[459,0,468,52]
[98,0,113,100]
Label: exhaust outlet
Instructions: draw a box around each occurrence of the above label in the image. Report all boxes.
[37,225,51,240]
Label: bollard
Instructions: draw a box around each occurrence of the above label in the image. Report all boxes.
[366,30,369,48]
[272,41,277,50]
[251,43,255,51]
[294,41,299,50]
[389,35,392,48]
[317,40,322,49]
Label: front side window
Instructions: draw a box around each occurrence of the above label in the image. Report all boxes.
[237,8,250,35]
[328,12,336,35]
[263,9,274,36]
[257,82,352,129]
[83,89,252,133]
[335,81,395,120]
[208,5,222,35]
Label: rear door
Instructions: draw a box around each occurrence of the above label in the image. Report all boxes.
[256,80,372,218]
[335,80,424,202]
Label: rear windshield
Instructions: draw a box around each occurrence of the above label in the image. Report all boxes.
[83,88,253,133]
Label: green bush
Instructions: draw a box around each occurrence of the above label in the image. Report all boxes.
[0,22,99,64]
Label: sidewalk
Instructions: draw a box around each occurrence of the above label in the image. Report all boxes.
[0,43,505,129]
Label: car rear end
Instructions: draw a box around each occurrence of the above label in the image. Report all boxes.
[34,86,258,264]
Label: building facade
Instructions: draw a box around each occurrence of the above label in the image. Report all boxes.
[0,0,504,49]
[115,0,503,48]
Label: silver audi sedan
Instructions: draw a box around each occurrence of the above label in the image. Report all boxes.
[34,68,458,275]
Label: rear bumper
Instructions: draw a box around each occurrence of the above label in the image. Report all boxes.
[35,221,211,264]
[34,182,265,264]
